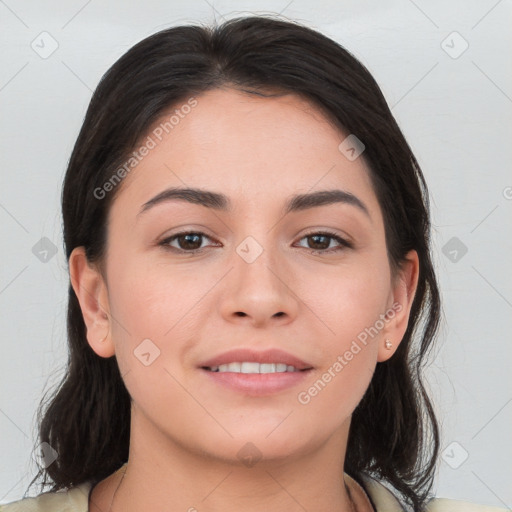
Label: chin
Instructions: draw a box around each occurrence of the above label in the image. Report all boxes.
[191,424,325,467]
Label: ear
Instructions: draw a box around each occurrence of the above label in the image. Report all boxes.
[377,249,420,362]
[69,247,115,358]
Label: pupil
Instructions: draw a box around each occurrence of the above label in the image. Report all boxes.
[177,234,331,251]
[310,235,329,250]
[181,234,201,249]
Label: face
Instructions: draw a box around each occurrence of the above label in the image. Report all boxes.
[72,87,417,465]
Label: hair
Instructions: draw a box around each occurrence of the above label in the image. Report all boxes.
[27,14,441,511]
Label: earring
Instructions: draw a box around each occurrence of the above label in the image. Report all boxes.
[384,339,393,350]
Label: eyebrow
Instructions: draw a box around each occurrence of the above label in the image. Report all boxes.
[138,187,370,218]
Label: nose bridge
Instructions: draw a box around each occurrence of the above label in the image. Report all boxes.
[231,203,280,272]
[234,230,283,296]
[220,228,298,324]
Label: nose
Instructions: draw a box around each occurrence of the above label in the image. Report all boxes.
[218,237,299,328]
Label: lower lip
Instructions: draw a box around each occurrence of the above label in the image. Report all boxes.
[200,368,312,396]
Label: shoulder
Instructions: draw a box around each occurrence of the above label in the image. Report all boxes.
[356,473,510,512]
[425,498,510,512]
[0,482,92,512]
[2,478,508,512]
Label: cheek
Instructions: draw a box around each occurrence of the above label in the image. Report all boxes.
[105,266,198,420]
[293,271,386,422]
[302,254,391,344]
[107,245,391,361]
[326,276,390,340]
[107,254,198,335]
[105,239,390,422]
[295,348,376,432]
[105,255,220,384]
[293,261,389,416]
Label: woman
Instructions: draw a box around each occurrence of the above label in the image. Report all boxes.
[1,15,506,512]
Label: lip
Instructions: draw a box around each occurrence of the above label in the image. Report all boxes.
[198,348,313,371]
[198,348,313,397]
[201,369,312,396]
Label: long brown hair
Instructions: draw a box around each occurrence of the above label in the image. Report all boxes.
[28,15,441,511]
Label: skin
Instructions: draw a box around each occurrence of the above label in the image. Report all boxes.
[70,87,419,512]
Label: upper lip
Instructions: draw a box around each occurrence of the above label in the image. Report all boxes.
[199,348,313,370]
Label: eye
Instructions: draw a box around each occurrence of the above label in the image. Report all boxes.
[295,230,353,253]
[159,231,219,253]
[159,229,352,254]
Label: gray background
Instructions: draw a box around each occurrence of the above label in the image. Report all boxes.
[1,0,511,507]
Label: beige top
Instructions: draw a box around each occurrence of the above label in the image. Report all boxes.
[0,470,508,511]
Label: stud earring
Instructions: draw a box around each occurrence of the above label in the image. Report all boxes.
[384,339,393,350]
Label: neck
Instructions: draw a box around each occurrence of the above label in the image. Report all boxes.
[90,407,362,512]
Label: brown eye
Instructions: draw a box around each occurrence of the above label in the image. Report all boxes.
[307,234,331,250]
[296,231,352,253]
[176,233,203,250]
[160,231,218,252]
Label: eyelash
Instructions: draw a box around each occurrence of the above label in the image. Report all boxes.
[158,229,353,255]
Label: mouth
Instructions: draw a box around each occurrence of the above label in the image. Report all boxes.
[198,348,313,396]
[203,362,310,373]
[198,347,313,372]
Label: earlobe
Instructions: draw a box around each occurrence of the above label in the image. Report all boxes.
[377,250,420,362]
[69,247,115,358]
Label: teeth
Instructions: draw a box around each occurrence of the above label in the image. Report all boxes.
[241,362,260,374]
[207,362,300,373]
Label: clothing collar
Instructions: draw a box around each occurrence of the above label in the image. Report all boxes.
[346,472,405,511]
[79,470,404,512]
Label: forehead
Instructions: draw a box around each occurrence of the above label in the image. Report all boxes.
[110,87,378,216]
